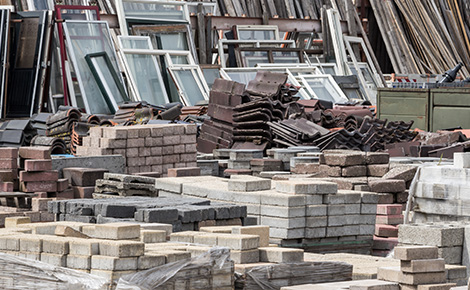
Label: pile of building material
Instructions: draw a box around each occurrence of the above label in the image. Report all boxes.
[155,175,379,254]
[378,245,461,289]
[75,124,197,175]
[373,204,402,256]
[198,79,245,153]
[62,167,108,199]
[48,195,247,232]
[94,173,158,197]
[398,223,465,266]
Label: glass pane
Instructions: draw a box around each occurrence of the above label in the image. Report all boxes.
[64,21,121,114]
[238,30,276,40]
[57,8,98,21]
[125,54,167,105]
[240,51,269,67]
[272,51,299,64]
[120,37,150,49]
[157,32,188,50]
[90,56,127,104]
[123,1,186,22]
[360,67,376,85]
[170,55,189,64]
[305,78,335,103]
[226,71,257,84]
[171,69,205,106]
[202,68,220,89]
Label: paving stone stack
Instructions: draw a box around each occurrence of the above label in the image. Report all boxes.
[75,124,197,175]
[378,245,458,289]
[279,279,400,290]
[398,223,465,265]
[225,149,264,176]
[94,173,158,197]
[62,167,108,199]
[0,220,235,284]
[411,153,470,223]
[155,175,379,253]
[48,196,247,232]
[372,204,402,257]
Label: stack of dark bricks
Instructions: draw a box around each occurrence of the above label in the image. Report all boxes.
[48,196,247,232]
[62,167,108,199]
[372,204,402,256]
[0,147,19,192]
[197,79,245,153]
[76,124,197,175]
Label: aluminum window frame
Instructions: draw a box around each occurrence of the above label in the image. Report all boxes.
[168,65,209,106]
[116,0,190,36]
[298,74,349,103]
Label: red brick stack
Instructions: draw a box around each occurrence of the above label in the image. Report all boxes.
[0,147,19,192]
[18,147,72,199]
[62,167,108,198]
[372,204,403,256]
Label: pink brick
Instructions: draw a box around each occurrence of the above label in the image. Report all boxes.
[127,157,146,167]
[376,215,403,225]
[55,188,74,199]
[375,224,399,237]
[138,147,151,157]
[162,146,174,155]
[20,181,57,193]
[72,186,94,199]
[180,153,196,162]
[0,181,13,192]
[163,155,179,164]
[57,179,69,192]
[373,236,398,250]
[32,198,53,212]
[224,169,252,177]
[0,147,18,159]
[377,204,403,215]
[127,138,145,148]
[162,135,180,146]
[24,159,52,172]
[180,135,196,143]
[185,144,197,153]
[0,170,17,182]
[19,170,58,182]
[19,146,51,160]
[167,167,201,177]
[0,159,17,169]
[173,145,185,154]
[126,148,139,157]
[40,212,55,222]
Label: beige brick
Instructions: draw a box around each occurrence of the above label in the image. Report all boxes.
[5,217,30,228]
[259,247,303,263]
[93,223,140,240]
[103,127,127,139]
[0,235,20,250]
[91,255,138,271]
[193,233,219,246]
[67,254,91,270]
[394,246,439,260]
[140,230,166,243]
[150,250,191,263]
[232,226,270,247]
[40,253,67,267]
[199,226,234,233]
[170,231,206,243]
[90,269,136,281]
[230,249,259,264]
[100,138,126,149]
[417,284,457,290]
[138,253,166,270]
[42,236,69,254]
[99,240,144,257]
[19,235,42,252]
[400,271,446,285]
[401,258,445,273]
[69,239,100,255]
[217,234,259,250]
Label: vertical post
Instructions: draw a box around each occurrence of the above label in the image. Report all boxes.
[197,4,207,64]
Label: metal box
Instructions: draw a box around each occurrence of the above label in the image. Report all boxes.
[430,88,470,131]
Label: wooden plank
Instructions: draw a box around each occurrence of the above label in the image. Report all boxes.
[197,5,207,64]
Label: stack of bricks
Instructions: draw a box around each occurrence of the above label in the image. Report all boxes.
[0,147,19,192]
[225,149,263,176]
[378,245,457,289]
[62,167,108,199]
[398,223,465,265]
[48,195,247,232]
[155,174,379,253]
[372,204,403,256]
[76,124,197,175]
[94,173,158,197]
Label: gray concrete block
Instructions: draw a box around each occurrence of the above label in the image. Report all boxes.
[305,227,326,239]
[260,205,305,218]
[306,216,327,228]
[275,180,337,195]
[261,216,305,229]
[260,191,306,207]
[91,256,138,271]
[306,205,327,216]
[269,227,305,239]
[67,254,91,270]
[228,176,271,192]
[52,155,125,177]
[398,224,464,247]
